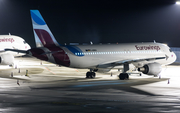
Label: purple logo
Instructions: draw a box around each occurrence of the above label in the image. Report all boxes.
[0,38,14,43]
[135,45,160,51]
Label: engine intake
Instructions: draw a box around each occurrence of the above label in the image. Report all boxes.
[0,54,14,65]
[138,63,162,76]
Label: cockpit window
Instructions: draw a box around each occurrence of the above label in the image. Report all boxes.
[23,41,27,44]
[169,49,172,52]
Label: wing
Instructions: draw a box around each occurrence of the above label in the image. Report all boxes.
[5,48,63,55]
[97,56,166,68]
[0,50,5,53]
[5,48,27,53]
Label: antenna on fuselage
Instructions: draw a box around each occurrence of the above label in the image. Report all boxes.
[154,40,156,43]
[9,33,11,36]
[90,41,93,45]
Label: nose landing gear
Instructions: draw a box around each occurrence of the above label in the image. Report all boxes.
[86,71,96,78]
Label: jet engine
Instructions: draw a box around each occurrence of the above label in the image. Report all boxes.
[0,54,14,65]
[138,63,162,76]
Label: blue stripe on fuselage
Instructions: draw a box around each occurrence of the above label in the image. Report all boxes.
[64,45,84,56]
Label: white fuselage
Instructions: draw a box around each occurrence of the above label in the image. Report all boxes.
[62,42,176,69]
[0,35,31,56]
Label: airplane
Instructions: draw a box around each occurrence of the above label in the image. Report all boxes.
[5,10,176,80]
[0,34,30,66]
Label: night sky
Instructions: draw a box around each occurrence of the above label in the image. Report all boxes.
[0,0,179,48]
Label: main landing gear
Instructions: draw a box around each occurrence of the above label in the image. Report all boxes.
[119,73,129,80]
[86,71,96,78]
[86,63,130,80]
[118,63,130,80]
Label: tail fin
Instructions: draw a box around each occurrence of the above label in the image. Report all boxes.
[30,10,59,47]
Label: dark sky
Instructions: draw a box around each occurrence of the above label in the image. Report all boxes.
[0,0,179,47]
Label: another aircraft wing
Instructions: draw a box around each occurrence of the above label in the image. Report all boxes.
[0,50,5,53]
[5,49,27,54]
[5,48,63,55]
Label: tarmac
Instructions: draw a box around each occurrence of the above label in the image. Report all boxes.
[0,58,180,113]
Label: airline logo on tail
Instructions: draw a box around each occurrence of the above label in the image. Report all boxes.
[30,10,59,47]
[30,10,84,57]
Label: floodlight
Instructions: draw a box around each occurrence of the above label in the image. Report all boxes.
[176,1,180,5]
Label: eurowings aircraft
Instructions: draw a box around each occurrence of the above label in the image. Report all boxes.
[0,35,30,66]
[6,10,176,80]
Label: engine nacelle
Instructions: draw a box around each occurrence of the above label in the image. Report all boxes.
[0,54,14,65]
[138,63,162,76]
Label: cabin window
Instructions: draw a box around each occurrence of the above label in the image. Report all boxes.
[23,41,27,44]
[169,49,172,52]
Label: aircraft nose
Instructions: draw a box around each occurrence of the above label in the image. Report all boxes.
[171,52,177,63]
[173,52,177,61]
[25,44,31,50]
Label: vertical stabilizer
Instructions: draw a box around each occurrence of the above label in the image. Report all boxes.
[30,10,59,47]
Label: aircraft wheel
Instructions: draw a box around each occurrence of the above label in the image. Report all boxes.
[86,72,96,78]
[119,73,129,80]
[86,72,91,78]
[91,72,96,78]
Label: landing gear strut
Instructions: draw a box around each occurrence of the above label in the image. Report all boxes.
[119,63,129,80]
[86,71,96,78]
